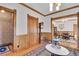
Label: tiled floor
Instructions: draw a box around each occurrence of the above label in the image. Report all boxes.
[25,42,79,56]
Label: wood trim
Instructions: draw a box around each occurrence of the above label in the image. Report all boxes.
[0,6,16,13]
[27,14,29,34]
[19,3,45,16]
[13,10,16,52]
[77,12,79,48]
[45,5,79,16]
[52,13,77,20]
[19,4,79,17]
[41,32,52,40]
[13,34,30,51]
[51,18,53,39]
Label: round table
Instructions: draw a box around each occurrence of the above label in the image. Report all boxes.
[45,44,70,56]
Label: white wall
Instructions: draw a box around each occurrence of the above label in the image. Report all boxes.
[0,3,45,35]
[53,16,77,31]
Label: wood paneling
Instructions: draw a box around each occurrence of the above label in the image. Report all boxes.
[13,35,29,51]
[57,31,74,36]
[41,32,52,41]
[0,6,16,13]
[77,12,79,48]
[13,32,52,51]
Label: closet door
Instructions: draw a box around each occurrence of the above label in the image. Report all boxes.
[28,15,39,47]
[33,18,39,44]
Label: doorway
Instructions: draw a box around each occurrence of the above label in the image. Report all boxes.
[28,15,39,47]
[51,14,79,49]
[0,6,16,51]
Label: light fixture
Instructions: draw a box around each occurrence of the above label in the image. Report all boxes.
[56,3,61,11]
[56,6,59,11]
[49,3,53,11]
[0,10,5,13]
[49,3,61,11]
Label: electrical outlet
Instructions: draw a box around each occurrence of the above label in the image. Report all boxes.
[17,45,19,48]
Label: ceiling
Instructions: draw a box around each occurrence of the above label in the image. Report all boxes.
[24,3,79,15]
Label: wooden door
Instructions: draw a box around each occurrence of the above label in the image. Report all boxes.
[28,15,39,47]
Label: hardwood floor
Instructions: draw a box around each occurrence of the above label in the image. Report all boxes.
[0,44,42,56]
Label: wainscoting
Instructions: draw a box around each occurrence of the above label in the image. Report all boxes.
[13,32,52,51]
[41,32,52,41]
[13,35,29,51]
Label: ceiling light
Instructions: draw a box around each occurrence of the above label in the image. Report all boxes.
[49,3,61,11]
[0,10,5,13]
[56,6,59,11]
[49,3,53,11]
[56,3,61,11]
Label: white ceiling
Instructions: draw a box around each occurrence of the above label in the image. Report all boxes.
[24,3,79,14]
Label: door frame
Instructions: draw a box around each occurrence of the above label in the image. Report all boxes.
[27,14,39,47]
[0,6,16,51]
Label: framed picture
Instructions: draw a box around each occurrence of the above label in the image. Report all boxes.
[59,24,64,30]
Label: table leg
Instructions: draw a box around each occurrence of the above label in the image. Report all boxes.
[51,53,61,56]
